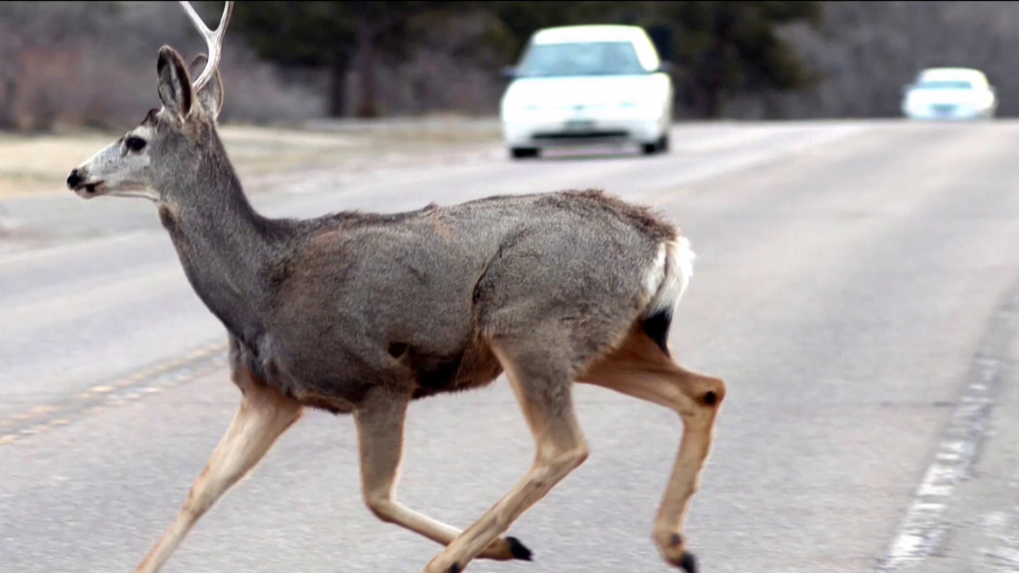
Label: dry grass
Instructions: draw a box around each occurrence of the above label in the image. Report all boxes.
[0,122,502,198]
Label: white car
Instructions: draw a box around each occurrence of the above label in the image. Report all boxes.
[499,24,674,159]
[901,67,997,121]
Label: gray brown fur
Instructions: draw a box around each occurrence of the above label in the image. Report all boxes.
[64,4,726,572]
[237,187,677,411]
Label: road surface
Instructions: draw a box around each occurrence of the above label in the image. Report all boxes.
[3,120,1019,573]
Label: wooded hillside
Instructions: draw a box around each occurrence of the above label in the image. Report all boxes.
[1,1,1016,132]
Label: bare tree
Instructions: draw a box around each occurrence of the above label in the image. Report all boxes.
[0,1,323,131]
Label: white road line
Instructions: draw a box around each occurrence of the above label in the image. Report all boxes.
[981,508,1019,571]
[876,277,1019,572]
[0,341,227,445]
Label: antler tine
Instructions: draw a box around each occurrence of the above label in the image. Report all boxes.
[178,1,234,91]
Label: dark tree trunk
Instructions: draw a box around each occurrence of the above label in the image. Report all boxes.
[0,72,19,131]
[327,59,349,118]
[703,87,723,119]
[700,3,737,119]
[355,19,379,119]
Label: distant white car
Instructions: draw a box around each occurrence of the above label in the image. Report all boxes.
[499,24,674,159]
[901,67,997,120]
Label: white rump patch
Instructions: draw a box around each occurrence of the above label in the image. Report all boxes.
[645,236,696,316]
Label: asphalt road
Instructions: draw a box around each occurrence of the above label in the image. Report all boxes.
[3,120,1019,573]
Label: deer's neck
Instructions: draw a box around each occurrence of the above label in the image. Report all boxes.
[159,156,287,345]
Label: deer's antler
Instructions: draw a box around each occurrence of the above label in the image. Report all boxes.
[179,1,234,91]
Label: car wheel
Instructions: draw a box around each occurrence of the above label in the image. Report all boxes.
[510,147,540,160]
[642,133,669,156]
[657,133,670,154]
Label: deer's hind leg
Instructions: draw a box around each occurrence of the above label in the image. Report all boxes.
[354,387,532,561]
[424,336,589,573]
[579,326,726,572]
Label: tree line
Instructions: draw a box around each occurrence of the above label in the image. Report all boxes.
[4,2,1018,132]
[224,1,821,120]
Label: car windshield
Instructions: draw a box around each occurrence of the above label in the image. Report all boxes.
[516,41,648,77]
[915,80,974,90]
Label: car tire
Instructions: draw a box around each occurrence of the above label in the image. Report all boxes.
[510,147,540,160]
[642,133,669,156]
[657,133,670,154]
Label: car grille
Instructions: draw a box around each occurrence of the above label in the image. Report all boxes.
[533,130,630,141]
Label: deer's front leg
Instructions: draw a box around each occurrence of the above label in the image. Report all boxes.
[135,368,303,573]
[355,388,532,561]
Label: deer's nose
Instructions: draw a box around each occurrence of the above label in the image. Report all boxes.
[66,169,83,190]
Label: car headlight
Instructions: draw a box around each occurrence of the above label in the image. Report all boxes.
[619,98,665,115]
[502,101,539,114]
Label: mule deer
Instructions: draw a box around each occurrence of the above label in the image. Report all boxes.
[65,2,726,572]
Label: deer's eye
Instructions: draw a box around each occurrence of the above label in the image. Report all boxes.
[125,136,147,152]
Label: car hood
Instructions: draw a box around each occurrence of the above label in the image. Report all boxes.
[502,74,670,108]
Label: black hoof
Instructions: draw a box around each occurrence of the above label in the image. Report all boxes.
[506,536,533,561]
[676,551,698,573]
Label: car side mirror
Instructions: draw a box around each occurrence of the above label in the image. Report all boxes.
[500,66,518,80]
[989,85,997,95]
[902,84,914,95]
[654,61,675,75]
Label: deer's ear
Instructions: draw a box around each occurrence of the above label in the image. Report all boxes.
[188,54,224,121]
[157,46,193,119]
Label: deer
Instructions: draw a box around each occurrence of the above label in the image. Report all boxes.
[63,2,726,572]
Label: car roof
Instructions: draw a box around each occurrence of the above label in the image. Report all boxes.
[526,25,662,70]
[917,67,989,85]
[532,25,649,45]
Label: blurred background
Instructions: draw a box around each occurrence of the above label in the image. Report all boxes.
[1,0,1017,132]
